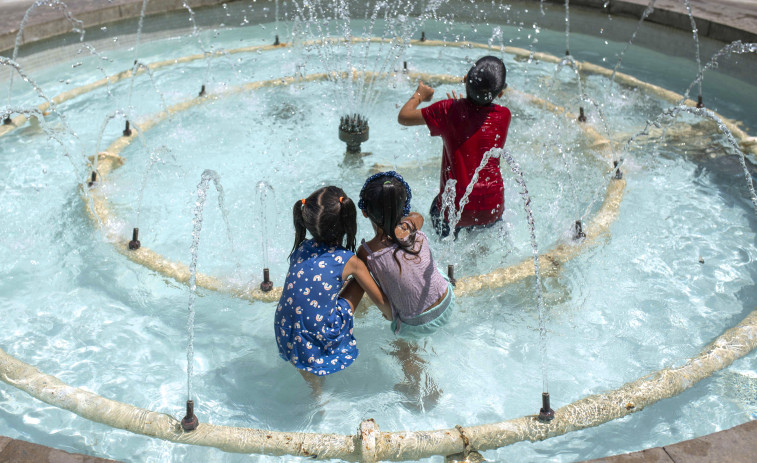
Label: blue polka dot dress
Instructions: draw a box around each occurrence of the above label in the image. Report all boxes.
[274,240,358,375]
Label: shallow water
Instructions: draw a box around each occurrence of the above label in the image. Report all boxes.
[1,3,756,463]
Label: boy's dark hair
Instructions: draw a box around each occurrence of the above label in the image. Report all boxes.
[465,56,507,106]
[292,186,357,254]
[360,175,420,271]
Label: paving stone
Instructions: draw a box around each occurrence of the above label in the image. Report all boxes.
[582,447,673,463]
[663,420,757,463]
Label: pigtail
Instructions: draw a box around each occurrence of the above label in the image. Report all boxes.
[339,195,357,252]
[291,198,307,255]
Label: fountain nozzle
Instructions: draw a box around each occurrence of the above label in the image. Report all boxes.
[420,31,426,42]
[403,61,408,73]
[573,220,586,240]
[613,160,623,180]
[577,107,586,123]
[123,121,132,137]
[87,171,97,188]
[447,264,457,287]
[339,113,369,155]
[199,85,206,97]
[260,268,274,292]
[128,228,141,250]
[696,95,704,108]
[538,392,555,422]
[274,35,280,46]
[180,400,199,432]
[2,115,11,125]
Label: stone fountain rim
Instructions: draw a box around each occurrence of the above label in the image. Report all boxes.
[1,40,756,461]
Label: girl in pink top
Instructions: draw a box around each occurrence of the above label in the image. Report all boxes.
[357,171,454,407]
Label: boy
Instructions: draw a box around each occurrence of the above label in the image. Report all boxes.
[398,56,511,237]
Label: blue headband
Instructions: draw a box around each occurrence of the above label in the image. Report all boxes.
[358,171,412,216]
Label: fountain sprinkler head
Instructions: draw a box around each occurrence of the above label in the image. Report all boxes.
[338,113,369,155]
[573,220,586,240]
[577,107,587,123]
[697,95,704,108]
[565,49,570,56]
[2,115,11,125]
[87,171,97,188]
[274,34,280,46]
[180,400,199,432]
[538,392,555,422]
[613,160,623,180]
[199,85,206,97]
[128,228,141,250]
[123,120,132,137]
[260,268,274,292]
[447,264,457,287]
[420,31,426,42]
[403,61,408,73]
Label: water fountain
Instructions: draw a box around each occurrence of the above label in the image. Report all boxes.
[1,0,756,461]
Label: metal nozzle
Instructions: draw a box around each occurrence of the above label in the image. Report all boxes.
[128,228,141,250]
[260,268,274,292]
[538,392,555,422]
[181,400,199,432]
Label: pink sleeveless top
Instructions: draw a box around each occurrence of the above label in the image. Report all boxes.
[362,231,448,321]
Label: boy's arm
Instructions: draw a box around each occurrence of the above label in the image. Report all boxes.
[398,81,434,126]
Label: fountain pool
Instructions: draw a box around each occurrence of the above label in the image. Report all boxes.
[1,1,757,461]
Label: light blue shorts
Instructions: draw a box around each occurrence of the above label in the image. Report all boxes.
[391,281,455,339]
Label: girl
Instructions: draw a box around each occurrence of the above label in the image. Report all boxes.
[274,185,389,390]
[357,171,455,337]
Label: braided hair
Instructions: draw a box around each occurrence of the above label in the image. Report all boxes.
[292,186,357,254]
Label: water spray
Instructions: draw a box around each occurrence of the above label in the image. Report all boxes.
[199,85,206,97]
[180,399,199,431]
[577,107,586,123]
[123,120,132,137]
[128,228,141,250]
[538,392,555,422]
[573,220,585,240]
[260,268,273,292]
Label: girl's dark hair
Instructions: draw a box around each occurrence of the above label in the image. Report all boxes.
[359,176,420,271]
[292,186,357,254]
[465,55,507,106]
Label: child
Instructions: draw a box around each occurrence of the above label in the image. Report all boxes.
[357,171,454,408]
[274,185,389,392]
[397,56,511,237]
[356,171,454,336]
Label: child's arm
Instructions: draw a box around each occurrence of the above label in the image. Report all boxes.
[398,81,434,126]
[343,256,392,320]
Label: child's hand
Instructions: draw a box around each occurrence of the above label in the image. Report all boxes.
[416,81,434,102]
[446,90,463,100]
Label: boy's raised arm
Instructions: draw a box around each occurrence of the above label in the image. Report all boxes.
[398,81,434,126]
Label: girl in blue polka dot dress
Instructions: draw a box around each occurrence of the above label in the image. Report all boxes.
[275,186,389,390]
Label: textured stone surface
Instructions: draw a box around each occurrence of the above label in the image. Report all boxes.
[0,437,119,463]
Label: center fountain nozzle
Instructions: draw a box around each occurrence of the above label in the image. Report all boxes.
[128,228,141,250]
[123,120,132,137]
[696,95,704,108]
[538,392,555,422]
[181,399,199,432]
[2,115,11,125]
[447,264,457,287]
[339,113,369,155]
[87,171,97,188]
[274,34,280,46]
[199,85,206,97]
[573,220,586,240]
[260,268,273,292]
[420,31,426,42]
[577,107,587,123]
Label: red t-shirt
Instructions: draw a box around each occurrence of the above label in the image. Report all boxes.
[422,98,511,227]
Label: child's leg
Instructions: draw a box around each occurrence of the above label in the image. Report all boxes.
[391,339,442,409]
[298,369,324,398]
